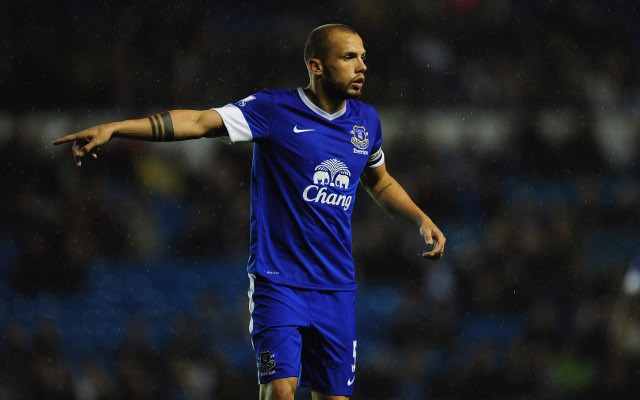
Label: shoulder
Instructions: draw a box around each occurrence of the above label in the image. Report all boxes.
[348,99,380,118]
[248,88,300,105]
[235,89,284,111]
[255,88,296,97]
[349,99,378,113]
[243,88,288,100]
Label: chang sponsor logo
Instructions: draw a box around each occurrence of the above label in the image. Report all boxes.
[302,159,353,211]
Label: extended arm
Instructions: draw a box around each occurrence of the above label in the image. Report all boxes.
[52,109,227,166]
[360,162,446,259]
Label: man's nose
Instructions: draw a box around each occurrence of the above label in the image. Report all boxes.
[357,59,366,73]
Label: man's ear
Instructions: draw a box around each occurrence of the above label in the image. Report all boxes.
[308,58,323,76]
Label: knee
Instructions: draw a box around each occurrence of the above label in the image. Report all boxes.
[260,378,297,400]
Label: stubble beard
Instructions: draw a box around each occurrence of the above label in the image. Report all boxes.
[323,68,362,100]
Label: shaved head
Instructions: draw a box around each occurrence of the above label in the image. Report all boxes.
[304,24,359,64]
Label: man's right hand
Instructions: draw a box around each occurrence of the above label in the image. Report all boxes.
[53,124,115,166]
[52,110,227,166]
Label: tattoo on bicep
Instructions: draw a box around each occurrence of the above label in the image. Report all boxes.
[148,112,175,141]
[375,183,393,199]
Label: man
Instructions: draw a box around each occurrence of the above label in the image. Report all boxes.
[54,24,446,400]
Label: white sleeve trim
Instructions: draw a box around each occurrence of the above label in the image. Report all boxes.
[212,104,253,143]
[366,149,385,168]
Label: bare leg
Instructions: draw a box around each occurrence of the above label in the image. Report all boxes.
[311,390,349,400]
[260,377,298,400]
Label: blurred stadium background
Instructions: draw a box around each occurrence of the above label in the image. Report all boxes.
[2,0,640,398]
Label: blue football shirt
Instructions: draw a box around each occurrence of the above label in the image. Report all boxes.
[214,88,384,290]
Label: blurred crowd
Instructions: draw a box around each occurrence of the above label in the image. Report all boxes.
[2,0,640,399]
[4,0,639,112]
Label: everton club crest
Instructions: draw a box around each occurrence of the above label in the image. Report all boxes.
[258,350,276,372]
[351,125,369,150]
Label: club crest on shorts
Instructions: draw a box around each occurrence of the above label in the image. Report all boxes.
[258,350,276,371]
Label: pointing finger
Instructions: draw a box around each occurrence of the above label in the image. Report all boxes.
[53,133,79,145]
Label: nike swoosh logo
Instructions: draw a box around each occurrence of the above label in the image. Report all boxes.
[347,376,355,386]
[293,125,315,133]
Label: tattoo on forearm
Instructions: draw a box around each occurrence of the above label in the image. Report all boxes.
[148,116,157,140]
[160,112,175,140]
[148,112,175,141]
[375,183,393,199]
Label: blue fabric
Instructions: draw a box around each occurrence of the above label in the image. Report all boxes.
[231,88,383,290]
[249,277,357,396]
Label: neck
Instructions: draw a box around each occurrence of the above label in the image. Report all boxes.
[304,81,346,115]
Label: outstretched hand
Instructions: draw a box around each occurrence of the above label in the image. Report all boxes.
[419,218,446,260]
[52,124,114,166]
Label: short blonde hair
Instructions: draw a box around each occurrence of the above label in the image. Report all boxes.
[303,24,359,64]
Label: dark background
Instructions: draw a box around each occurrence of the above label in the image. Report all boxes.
[1,0,640,399]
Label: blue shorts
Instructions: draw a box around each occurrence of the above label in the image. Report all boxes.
[248,274,357,396]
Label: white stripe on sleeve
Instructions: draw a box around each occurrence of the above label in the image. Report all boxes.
[213,104,253,143]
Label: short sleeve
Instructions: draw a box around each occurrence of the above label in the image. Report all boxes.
[366,112,385,168]
[213,90,274,143]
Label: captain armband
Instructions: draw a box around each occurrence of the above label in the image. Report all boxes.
[366,147,384,168]
[147,112,175,141]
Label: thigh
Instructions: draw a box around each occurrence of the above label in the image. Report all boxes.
[250,276,310,384]
[299,290,357,397]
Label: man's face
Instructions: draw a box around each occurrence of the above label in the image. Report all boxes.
[320,31,367,100]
